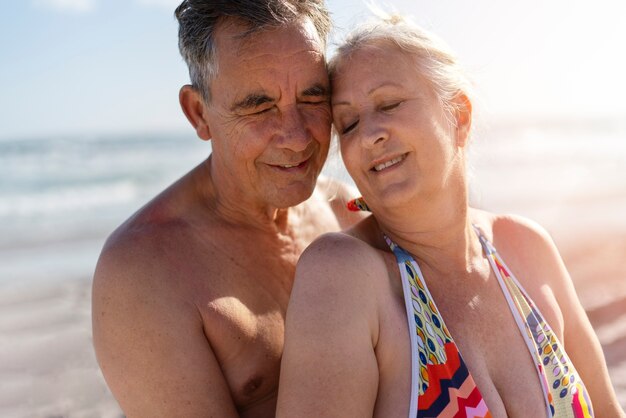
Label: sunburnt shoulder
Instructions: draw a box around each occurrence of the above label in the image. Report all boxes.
[92,225,232,416]
[95,164,217,294]
[92,164,215,324]
[92,164,273,417]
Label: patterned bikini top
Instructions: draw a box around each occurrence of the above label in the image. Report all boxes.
[347,198,594,418]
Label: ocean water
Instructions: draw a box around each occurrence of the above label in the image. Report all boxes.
[0,132,210,285]
[1,119,625,286]
[469,118,626,229]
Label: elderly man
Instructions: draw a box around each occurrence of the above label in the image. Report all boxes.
[92,1,361,417]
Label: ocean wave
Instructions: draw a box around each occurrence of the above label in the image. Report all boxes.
[0,181,139,218]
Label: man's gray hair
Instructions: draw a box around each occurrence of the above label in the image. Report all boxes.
[175,0,331,104]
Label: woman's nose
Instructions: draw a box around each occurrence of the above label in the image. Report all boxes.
[358,116,388,149]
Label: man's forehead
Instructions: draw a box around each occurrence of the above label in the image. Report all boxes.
[215,18,324,57]
[208,17,328,108]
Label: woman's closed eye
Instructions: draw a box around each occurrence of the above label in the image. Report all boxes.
[380,101,403,112]
[340,119,359,135]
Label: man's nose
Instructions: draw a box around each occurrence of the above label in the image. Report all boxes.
[275,106,310,152]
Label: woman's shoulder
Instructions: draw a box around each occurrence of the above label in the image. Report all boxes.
[471,208,555,254]
[472,209,574,331]
[296,218,392,303]
[471,208,569,297]
[298,227,386,278]
[291,230,388,344]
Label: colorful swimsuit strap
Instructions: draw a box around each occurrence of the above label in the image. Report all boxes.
[473,226,553,416]
[472,226,594,418]
[384,235,492,418]
[384,237,421,415]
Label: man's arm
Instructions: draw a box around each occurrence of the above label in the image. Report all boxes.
[92,235,239,418]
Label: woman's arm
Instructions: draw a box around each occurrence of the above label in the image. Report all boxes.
[499,216,625,416]
[543,233,625,416]
[276,233,381,418]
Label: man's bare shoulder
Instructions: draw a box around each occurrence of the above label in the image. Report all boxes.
[91,166,244,416]
[97,215,190,288]
[92,228,240,417]
[92,201,204,327]
[95,162,229,294]
[92,190,212,338]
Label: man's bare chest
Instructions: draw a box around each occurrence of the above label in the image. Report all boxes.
[196,263,292,415]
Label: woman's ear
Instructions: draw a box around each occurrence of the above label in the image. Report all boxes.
[179,85,212,141]
[452,92,472,148]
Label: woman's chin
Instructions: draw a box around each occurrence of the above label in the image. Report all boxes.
[360,183,422,214]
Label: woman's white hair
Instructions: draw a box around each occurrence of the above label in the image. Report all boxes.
[329,10,473,127]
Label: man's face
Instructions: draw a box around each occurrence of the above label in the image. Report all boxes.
[204,19,331,209]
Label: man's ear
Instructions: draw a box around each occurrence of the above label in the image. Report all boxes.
[452,92,472,148]
[179,85,212,141]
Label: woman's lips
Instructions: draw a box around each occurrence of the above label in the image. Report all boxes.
[371,153,407,172]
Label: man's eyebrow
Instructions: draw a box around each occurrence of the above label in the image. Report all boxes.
[301,84,329,98]
[231,93,274,111]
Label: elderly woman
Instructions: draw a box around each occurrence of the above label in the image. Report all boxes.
[276,14,624,418]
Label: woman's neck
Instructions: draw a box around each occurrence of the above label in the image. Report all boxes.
[374,186,484,276]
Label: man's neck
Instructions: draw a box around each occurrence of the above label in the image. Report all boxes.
[196,157,304,234]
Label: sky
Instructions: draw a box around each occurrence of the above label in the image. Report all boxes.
[1,0,625,140]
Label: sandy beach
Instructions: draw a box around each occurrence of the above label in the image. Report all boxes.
[0,278,122,418]
[0,226,625,417]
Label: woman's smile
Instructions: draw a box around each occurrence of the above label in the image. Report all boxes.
[371,153,408,172]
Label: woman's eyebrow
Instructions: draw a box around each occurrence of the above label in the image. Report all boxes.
[367,82,403,95]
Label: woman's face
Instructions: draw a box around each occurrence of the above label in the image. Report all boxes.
[331,43,468,211]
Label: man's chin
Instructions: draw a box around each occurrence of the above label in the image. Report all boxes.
[270,180,318,208]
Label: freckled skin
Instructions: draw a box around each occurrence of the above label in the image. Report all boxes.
[92,19,365,418]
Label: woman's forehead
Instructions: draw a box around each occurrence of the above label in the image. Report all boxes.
[331,45,425,94]
[333,42,417,79]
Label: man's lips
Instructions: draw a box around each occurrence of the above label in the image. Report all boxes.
[268,156,311,170]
